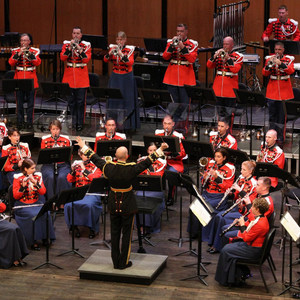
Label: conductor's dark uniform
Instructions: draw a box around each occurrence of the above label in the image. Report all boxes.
[82,146,161,269]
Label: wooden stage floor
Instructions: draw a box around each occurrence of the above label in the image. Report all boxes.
[1,188,299,300]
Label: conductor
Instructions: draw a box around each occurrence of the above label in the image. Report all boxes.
[76,137,168,270]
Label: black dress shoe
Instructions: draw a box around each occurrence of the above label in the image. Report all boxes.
[119,261,132,270]
[209,248,219,254]
[31,244,41,251]
[89,230,95,239]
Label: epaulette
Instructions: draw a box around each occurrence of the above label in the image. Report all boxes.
[60,134,70,140]
[14,173,24,179]
[285,55,295,62]
[12,47,20,51]
[35,172,42,178]
[225,162,236,172]
[42,134,51,140]
[2,144,10,150]
[227,134,236,143]
[188,39,198,47]
[210,131,218,137]
[31,47,40,55]
[172,130,184,139]
[63,40,71,45]
[71,160,82,168]
[268,18,277,23]
[167,39,172,43]
[155,129,164,135]
[116,132,126,139]
[81,41,91,47]
[96,132,105,137]
[290,19,298,26]
[19,142,28,147]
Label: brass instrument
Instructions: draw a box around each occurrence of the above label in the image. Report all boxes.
[199,157,208,170]
[105,156,112,162]
[219,50,227,59]
[220,211,250,237]
[202,161,217,189]
[111,44,122,56]
[172,36,181,46]
[71,38,79,50]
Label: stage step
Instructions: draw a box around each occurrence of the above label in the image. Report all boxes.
[78,249,168,285]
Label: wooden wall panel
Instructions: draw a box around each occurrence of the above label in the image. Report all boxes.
[0,0,4,34]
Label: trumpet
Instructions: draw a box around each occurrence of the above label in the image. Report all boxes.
[220,211,250,237]
[71,38,79,50]
[111,44,122,56]
[219,50,227,59]
[172,36,181,46]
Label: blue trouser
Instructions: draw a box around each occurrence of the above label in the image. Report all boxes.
[16,90,35,124]
[69,88,87,127]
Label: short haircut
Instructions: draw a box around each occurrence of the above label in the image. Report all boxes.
[49,119,62,130]
[278,4,288,11]
[117,31,127,39]
[7,127,20,137]
[218,117,229,125]
[73,26,82,33]
[253,197,269,215]
[258,177,271,189]
[275,41,285,49]
[163,114,174,122]
[242,160,256,173]
[105,118,116,125]
[177,23,188,30]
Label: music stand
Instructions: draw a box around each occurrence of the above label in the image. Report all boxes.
[180,176,214,285]
[185,86,217,140]
[221,146,249,172]
[269,40,300,56]
[234,89,266,156]
[96,139,132,157]
[144,38,167,53]
[88,177,111,249]
[90,87,123,116]
[2,79,34,93]
[32,195,62,270]
[40,82,71,115]
[57,185,90,258]
[37,146,72,203]
[133,175,163,250]
[139,88,173,126]
[143,134,180,153]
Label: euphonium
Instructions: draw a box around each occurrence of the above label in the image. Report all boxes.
[105,156,112,162]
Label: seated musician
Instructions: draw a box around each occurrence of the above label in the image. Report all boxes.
[13,158,55,250]
[136,143,167,234]
[206,160,257,254]
[215,197,270,287]
[155,114,186,205]
[2,127,31,184]
[41,120,72,201]
[64,150,102,239]
[210,118,237,151]
[193,148,235,240]
[257,129,285,188]
[0,120,8,191]
[221,177,274,247]
[0,201,28,268]
[94,118,126,152]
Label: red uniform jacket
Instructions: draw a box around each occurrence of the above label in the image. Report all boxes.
[162,38,198,87]
[262,54,295,100]
[209,131,237,150]
[2,142,31,172]
[203,160,235,194]
[104,45,135,74]
[248,195,274,221]
[237,215,269,247]
[0,122,8,152]
[41,134,72,149]
[262,18,300,41]
[258,142,285,187]
[13,172,46,204]
[60,40,91,88]
[67,160,101,187]
[207,51,243,98]
[8,47,41,88]
[139,157,166,177]
[155,129,186,173]
[94,132,126,152]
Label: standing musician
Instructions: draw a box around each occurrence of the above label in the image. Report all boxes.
[8,33,41,129]
[257,129,285,188]
[104,31,139,130]
[207,36,243,125]
[262,42,295,142]
[0,201,28,268]
[40,120,72,201]
[60,26,91,131]
[136,143,167,234]
[162,23,198,104]
[155,115,186,205]
[215,197,270,287]
[262,5,300,42]
[210,118,237,151]
[2,127,31,184]
[221,177,274,247]
[64,150,102,239]
[206,161,257,254]
[76,136,168,270]
[94,118,126,152]
[13,159,55,250]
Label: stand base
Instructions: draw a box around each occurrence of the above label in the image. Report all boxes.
[181,273,208,286]
[175,248,197,257]
[133,236,156,247]
[58,248,85,258]
[90,239,111,250]
[168,237,189,248]
[278,282,300,296]
[33,261,63,270]
[183,261,211,273]
[78,249,167,285]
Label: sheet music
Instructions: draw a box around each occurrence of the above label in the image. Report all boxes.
[189,198,212,226]
[280,211,300,242]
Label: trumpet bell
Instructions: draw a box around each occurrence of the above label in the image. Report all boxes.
[105,156,112,162]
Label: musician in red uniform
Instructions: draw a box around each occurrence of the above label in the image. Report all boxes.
[64,150,102,239]
[40,120,72,201]
[2,127,31,184]
[257,129,285,188]
[162,23,198,104]
[209,118,237,151]
[262,42,295,142]
[207,36,243,124]
[13,159,55,250]
[94,119,126,152]
[60,27,91,131]
[8,33,41,129]
[0,121,8,191]
[206,160,257,254]
[104,31,139,130]
[215,197,270,286]
[155,115,186,205]
[136,143,167,234]
[262,5,300,42]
